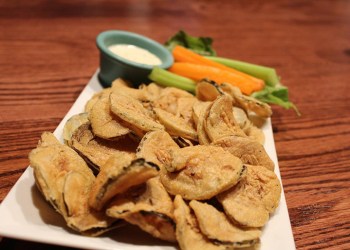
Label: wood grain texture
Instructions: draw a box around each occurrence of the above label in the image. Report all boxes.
[0,0,349,249]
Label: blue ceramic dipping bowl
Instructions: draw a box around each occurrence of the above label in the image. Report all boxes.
[96,30,173,87]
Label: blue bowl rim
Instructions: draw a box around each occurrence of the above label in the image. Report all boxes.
[96,30,173,70]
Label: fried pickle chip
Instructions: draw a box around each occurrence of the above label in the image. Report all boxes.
[84,88,111,113]
[217,165,281,228]
[221,83,272,118]
[62,171,118,236]
[70,123,137,172]
[110,92,164,132]
[111,78,150,102]
[175,97,197,126]
[189,200,261,248]
[233,107,250,129]
[142,82,164,101]
[212,136,274,171]
[30,132,94,214]
[244,125,265,145]
[153,87,194,115]
[107,177,176,242]
[195,78,223,101]
[154,108,198,141]
[174,195,223,250]
[89,89,130,139]
[63,113,89,146]
[235,94,272,119]
[192,101,211,128]
[29,132,114,235]
[160,145,244,200]
[205,95,246,142]
[196,102,212,145]
[89,157,159,211]
[136,130,180,169]
[233,107,265,144]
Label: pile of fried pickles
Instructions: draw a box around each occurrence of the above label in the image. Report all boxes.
[29,78,281,249]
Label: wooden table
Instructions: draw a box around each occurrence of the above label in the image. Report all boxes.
[1,0,349,249]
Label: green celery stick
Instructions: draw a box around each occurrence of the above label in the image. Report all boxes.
[206,56,280,86]
[148,67,196,93]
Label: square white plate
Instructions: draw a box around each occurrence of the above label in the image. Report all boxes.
[0,71,296,250]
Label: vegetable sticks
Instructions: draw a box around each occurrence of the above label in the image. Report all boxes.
[149,67,196,93]
[206,56,280,87]
[172,46,265,92]
[169,63,257,95]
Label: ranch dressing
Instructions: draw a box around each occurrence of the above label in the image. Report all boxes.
[108,44,162,66]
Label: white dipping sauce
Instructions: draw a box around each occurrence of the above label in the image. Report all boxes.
[108,44,162,66]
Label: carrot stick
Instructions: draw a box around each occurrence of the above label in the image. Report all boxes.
[172,46,264,91]
[169,62,262,95]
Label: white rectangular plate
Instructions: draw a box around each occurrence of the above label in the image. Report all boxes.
[0,71,296,250]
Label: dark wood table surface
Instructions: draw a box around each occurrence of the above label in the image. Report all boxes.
[1,0,349,249]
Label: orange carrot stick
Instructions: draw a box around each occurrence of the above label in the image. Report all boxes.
[169,62,263,95]
[172,46,264,91]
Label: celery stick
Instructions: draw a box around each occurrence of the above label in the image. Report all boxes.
[206,56,280,86]
[149,67,196,93]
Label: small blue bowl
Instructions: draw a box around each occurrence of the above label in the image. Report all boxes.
[96,30,173,87]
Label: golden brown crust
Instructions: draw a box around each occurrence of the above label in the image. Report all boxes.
[29,132,115,234]
[30,78,281,245]
[107,177,176,242]
[189,200,261,248]
[173,195,223,250]
[205,95,246,142]
[217,165,281,227]
[212,135,274,171]
[136,130,179,170]
[70,123,137,172]
[89,89,130,139]
[160,145,243,200]
[89,157,159,211]
[154,108,198,141]
[110,92,164,132]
